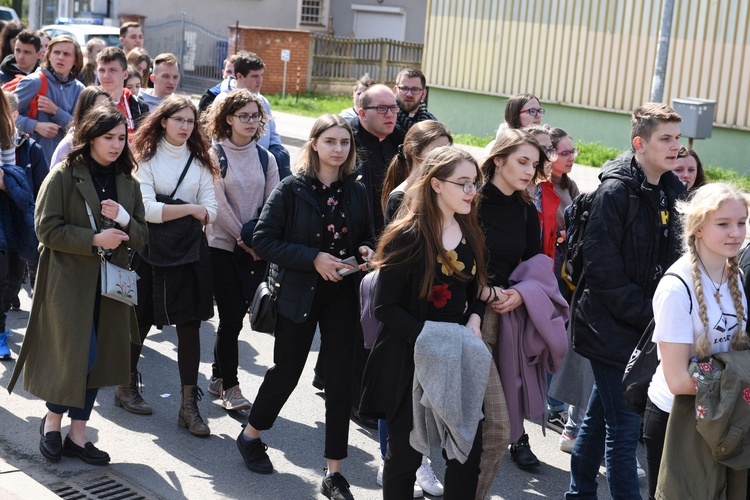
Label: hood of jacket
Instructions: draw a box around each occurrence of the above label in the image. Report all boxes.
[0,54,35,78]
[600,149,684,196]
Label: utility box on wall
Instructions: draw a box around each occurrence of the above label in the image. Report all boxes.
[672,98,717,139]
[228,26,311,95]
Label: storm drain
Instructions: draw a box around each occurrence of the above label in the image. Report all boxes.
[45,472,156,500]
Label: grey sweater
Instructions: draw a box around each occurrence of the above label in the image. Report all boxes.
[410,320,491,463]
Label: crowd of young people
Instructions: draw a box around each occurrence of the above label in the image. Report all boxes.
[1,26,747,500]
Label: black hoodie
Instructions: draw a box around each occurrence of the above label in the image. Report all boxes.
[572,150,685,370]
[0,54,37,84]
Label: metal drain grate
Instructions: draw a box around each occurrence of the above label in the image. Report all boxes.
[46,472,156,500]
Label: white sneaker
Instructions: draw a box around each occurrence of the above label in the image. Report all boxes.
[559,431,576,454]
[221,385,251,411]
[207,376,222,396]
[637,457,646,478]
[376,460,424,498]
[416,456,443,496]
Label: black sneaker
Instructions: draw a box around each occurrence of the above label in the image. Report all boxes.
[509,433,540,469]
[547,410,568,434]
[321,472,354,500]
[236,430,273,474]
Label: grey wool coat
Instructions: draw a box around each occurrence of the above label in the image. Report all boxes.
[7,159,148,408]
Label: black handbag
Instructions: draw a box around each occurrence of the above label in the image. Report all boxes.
[621,272,692,414]
[250,266,284,334]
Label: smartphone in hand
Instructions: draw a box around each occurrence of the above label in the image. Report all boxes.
[337,256,359,276]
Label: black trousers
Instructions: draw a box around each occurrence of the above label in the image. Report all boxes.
[210,247,260,390]
[0,251,24,317]
[383,390,483,499]
[247,276,357,460]
[642,397,670,500]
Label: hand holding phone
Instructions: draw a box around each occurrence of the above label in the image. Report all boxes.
[337,256,359,276]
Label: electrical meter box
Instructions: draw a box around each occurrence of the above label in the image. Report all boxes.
[671,98,716,139]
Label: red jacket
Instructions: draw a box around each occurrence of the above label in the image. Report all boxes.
[537,180,560,261]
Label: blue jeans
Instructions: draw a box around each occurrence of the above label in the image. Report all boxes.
[566,359,642,499]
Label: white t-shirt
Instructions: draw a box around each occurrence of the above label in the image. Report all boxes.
[647,254,747,413]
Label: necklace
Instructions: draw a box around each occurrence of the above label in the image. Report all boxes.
[697,254,726,303]
[92,171,112,193]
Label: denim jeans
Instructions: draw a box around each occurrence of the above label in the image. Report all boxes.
[566,359,642,499]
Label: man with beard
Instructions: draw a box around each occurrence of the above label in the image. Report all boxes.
[393,68,436,131]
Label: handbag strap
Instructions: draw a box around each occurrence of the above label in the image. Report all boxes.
[84,201,106,258]
[169,153,195,199]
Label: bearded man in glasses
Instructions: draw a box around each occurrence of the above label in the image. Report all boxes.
[393,68,436,132]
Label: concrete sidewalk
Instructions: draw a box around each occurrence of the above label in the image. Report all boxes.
[0,456,59,499]
[272,110,602,193]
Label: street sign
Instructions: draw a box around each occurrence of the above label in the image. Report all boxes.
[281,49,290,62]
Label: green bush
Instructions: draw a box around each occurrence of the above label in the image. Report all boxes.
[453,133,494,148]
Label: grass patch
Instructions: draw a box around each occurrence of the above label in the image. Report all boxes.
[575,141,623,168]
[704,165,750,191]
[453,133,494,148]
[266,92,351,118]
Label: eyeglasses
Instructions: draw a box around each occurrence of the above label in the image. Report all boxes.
[396,85,424,95]
[362,104,399,115]
[168,116,196,127]
[232,112,262,123]
[519,108,545,117]
[557,148,579,159]
[544,147,558,160]
[442,179,481,194]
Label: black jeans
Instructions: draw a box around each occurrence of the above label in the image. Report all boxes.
[0,251,24,318]
[247,276,356,460]
[210,247,257,390]
[642,397,670,500]
[384,409,483,499]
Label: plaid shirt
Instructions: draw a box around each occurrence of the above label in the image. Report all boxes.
[396,101,437,131]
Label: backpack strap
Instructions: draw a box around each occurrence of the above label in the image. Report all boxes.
[256,144,269,177]
[214,143,228,178]
[215,143,269,178]
[662,271,693,314]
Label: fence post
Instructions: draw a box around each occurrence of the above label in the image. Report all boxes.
[379,39,388,82]
[178,12,186,89]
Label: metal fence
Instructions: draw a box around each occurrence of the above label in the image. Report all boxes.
[310,34,423,84]
[145,13,227,93]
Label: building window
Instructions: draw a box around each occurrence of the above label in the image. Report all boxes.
[301,0,323,25]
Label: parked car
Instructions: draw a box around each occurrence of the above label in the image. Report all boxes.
[41,24,120,48]
[0,7,20,22]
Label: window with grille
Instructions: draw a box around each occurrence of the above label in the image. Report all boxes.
[301,0,323,25]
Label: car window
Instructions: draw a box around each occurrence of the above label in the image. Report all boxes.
[0,12,13,21]
[84,34,120,46]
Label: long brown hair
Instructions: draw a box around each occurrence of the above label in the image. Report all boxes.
[0,88,15,150]
[481,129,547,204]
[131,94,218,176]
[374,146,488,298]
[293,114,356,181]
[380,120,453,213]
[126,47,152,89]
[66,106,136,175]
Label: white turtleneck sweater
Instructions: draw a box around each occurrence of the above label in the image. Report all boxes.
[206,138,279,252]
[136,140,218,224]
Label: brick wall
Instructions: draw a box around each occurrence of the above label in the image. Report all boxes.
[229,26,310,95]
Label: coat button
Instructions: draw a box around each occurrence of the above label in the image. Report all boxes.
[316,233,320,237]
[721,446,727,452]
[310,287,314,290]
[303,313,307,317]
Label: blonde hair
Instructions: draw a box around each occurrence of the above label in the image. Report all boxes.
[677,182,750,358]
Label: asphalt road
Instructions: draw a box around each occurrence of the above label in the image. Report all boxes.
[0,142,649,499]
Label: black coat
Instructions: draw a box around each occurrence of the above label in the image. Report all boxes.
[128,94,150,129]
[252,173,374,323]
[359,234,486,433]
[572,151,684,370]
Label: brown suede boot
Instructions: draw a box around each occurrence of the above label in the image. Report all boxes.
[114,371,153,415]
[178,385,210,437]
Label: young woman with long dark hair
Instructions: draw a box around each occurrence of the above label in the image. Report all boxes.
[8,106,148,465]
[124,95,218,437]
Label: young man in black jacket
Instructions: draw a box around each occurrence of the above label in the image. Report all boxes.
[566,103,684,499]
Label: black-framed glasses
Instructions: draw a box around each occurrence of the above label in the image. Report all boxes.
[362,104,399,114]
[232,112,262,123]
[442,179,481,194]
[396,85,424,95]
[557,148,578,159]
[519,108,545,117]
[168,116,196,127]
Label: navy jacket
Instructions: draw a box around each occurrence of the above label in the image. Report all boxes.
[0,165,36,260]
[15,132,49,199]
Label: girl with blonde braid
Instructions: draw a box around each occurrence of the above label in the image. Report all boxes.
[643,183,750,499]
